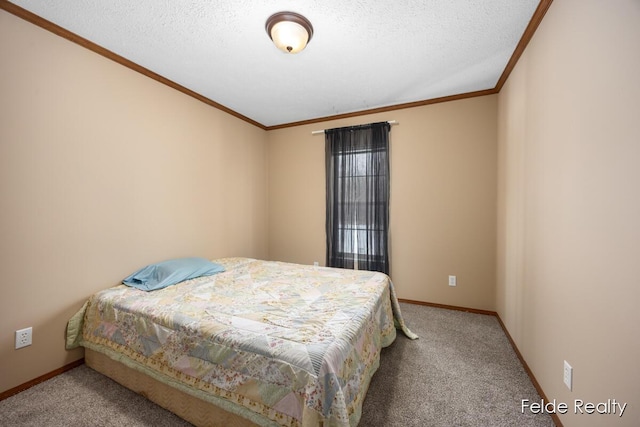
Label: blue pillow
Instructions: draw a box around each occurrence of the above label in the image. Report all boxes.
[122,257,224,291]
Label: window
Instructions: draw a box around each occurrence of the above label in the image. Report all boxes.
[335,150,387,267]
[325,122,390,274]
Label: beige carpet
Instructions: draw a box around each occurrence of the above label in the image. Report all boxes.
[0,303,555,427]
[359,303,555,426]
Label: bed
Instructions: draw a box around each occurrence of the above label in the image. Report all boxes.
[66,257,416,426]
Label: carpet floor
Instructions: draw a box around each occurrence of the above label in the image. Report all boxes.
[0,303,555,427]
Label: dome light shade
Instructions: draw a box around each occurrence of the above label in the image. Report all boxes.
[266,12,314,54]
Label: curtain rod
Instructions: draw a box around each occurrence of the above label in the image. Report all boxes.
[311,120,399,135]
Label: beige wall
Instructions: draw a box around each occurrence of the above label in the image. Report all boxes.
[497,1,640,426]
[268,95,498,310]
[0,11,268,393]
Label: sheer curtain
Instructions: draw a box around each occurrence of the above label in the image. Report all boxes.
[325,122,390,274]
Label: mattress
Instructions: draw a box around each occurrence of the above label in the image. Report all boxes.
[67,258,416,426]
[85,348,256,427]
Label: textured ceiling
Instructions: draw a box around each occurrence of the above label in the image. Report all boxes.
[7,0,542,128]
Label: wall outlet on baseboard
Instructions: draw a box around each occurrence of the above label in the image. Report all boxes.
[15,327,32,349]
[563,360,573,391]
[313,261,319,267]
[448,275,457,286]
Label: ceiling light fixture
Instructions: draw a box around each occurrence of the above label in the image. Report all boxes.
[265,12,314,54]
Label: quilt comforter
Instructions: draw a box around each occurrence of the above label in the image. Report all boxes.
[67,258,416,426]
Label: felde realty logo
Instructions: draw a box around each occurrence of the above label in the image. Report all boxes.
[521,398,628,417]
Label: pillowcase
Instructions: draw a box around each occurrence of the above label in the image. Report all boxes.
[122,257,225,291]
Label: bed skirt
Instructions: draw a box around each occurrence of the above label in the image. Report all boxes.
[85,348,258,427]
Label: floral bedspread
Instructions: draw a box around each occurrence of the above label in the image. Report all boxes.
[67,258,416,426]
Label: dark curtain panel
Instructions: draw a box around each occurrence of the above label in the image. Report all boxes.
[325,122,390,274]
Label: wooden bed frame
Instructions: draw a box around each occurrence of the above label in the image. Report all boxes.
[85,348,259,427]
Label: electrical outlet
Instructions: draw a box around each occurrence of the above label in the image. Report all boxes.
[448,275,457,286]
[15,327,32,349]
[563,360,573,391]
[313,261,319,267]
